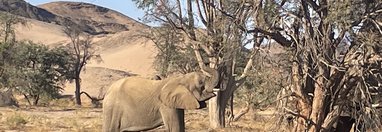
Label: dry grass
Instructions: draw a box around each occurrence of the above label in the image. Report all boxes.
[0,106,103,132]
[0,102,279,132]
[185,108,280,132]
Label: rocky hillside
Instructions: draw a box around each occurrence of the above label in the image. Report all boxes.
[0,0,136,35]
[4,0,156,75]
[0,0,56,22]
[39,1,147,33]
[1,0,157,97]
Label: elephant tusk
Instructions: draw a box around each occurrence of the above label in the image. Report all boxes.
[213,88,220,92]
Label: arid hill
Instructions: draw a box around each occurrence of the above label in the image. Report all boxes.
[1,0,157,98]
[0,0,135,35]
[0,0,56,22]
[39,1,147,33]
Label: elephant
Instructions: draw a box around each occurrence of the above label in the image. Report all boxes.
[102,68,219,132]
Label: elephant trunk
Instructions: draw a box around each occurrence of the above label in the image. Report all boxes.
[203,67,219,93]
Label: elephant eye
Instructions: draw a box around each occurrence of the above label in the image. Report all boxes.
[199,80,203,85]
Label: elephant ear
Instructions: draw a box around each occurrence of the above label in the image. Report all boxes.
[160,85,200,109]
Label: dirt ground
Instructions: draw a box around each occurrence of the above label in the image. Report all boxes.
[0,101,283,132]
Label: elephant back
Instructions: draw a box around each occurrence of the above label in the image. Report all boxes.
[103,77,163,131]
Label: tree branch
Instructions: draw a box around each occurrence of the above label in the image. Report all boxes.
[204,1,293,47]
[80,91,103,101]
[247,28,293,47]
[235,52,255,86]
[191,42,208,72]
[176,0,182,26]
[321,105,342,132]
[195,0,208,26]
[305,0,320,12]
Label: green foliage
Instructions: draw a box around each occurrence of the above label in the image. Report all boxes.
[149,26,199,77]
[0,12,26,43]
[235,49,291,108]
[0,41,75,105]
[132,0,156,10]
[262,0,279,26]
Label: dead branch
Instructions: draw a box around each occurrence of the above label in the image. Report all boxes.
[80,91,103,107]
[231,101,250,122]
[235,53,255,87]
[227,93,234,126]
[321,105,342,132]
[80,91,103,101]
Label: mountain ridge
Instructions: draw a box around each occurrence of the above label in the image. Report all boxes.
[39,1,148,34]
[3,0,157,97]
[38,1,147,27]
[0,0,56,22]
[0,0,148,35]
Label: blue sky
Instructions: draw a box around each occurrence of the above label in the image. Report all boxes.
[25,0,145,22]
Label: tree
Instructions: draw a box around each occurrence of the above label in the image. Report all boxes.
[0,12,26,43]
[0,12,26,79]
[243,0,382,131]
[134,0,259,128]
[9,42,74,105]
[144,25,199,77]
[0,13,74,106]
[227,47,291,124]
[135,0,382,131]
[0,12,74,105]
[63,25,101,106]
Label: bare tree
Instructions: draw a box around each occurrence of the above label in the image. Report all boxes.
[63,25,101,106]
[134,0,258,128]
[241,0,382,131]
[134,0,382,131]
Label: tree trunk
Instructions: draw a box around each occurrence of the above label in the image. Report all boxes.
[209,92,225,128]
[227,93,234,125]
[209,62,237,128]
[23,94,32,106]
[291,62,312,131]
[232,101,250,122]
[33,95,39,106]
[75,77,81,106]
[308,66,326,131]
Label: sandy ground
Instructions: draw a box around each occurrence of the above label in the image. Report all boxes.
[15,19,69,46]
[0,105,280,132]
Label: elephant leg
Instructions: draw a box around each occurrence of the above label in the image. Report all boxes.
[103,106,122,132]
[159,107,185,132]
[177,109,185,131]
